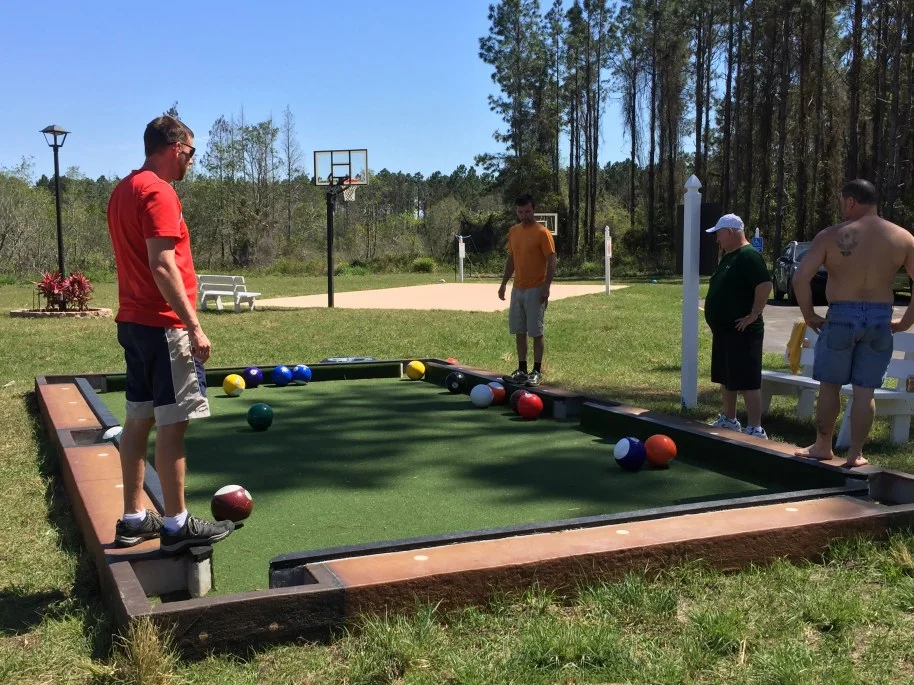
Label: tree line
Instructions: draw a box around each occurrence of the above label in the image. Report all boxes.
[2,1,912,278]
[479,0,914,259]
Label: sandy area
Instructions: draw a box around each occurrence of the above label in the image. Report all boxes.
[257,282,626,312]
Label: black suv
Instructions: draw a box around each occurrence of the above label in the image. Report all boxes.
[772,241,826,305]
[772,240,911,305]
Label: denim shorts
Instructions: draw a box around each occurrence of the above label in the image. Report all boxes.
[812,302,893,388]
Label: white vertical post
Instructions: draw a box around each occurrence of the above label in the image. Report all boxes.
[457,236,466,283]
[604,226,612,295]
[681,175,702,409]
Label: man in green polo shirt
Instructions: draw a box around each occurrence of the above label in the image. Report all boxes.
[704,213,773,438]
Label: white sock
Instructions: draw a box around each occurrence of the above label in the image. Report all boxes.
[164,510,188,533]
[123,510,146,526]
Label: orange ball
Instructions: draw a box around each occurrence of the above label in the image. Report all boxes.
[645,434,677,467]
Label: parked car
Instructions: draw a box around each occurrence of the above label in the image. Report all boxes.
[772,241,826,305]
[772,240,912,305]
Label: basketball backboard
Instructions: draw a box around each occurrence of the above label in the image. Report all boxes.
[535,213,558,236]
[314,149,369,186]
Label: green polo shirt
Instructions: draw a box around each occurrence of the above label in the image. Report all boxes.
[704,244,771,334]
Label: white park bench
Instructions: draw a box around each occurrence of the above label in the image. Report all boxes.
[197,275,260,313]
[761,328,914,447]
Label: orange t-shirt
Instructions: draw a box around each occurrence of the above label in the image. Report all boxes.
[507,222,556,289]
[107,170,197,328]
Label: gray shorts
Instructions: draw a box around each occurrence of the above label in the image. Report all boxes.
[509,285,547,337]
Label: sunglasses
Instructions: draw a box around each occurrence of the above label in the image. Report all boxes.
[175,141,196,159]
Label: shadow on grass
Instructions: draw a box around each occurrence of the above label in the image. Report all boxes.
[21,391,117,659]
[0,588,68,636]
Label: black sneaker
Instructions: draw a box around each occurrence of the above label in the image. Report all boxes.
[526,370,544,387]
[504,369,528,384]
[160,515,235,555]
[114,509,164,547]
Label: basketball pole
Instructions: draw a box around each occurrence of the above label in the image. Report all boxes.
[326,185,337,308]
[681,175,702,409]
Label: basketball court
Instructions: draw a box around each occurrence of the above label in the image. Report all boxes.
[295,148,621,312]
[258,282,626,312]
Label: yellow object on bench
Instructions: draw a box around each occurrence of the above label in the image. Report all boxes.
[786,320,807,374]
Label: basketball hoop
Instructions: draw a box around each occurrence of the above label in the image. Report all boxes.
[342,179,357,202]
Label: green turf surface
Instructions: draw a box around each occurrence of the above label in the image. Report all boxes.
[104,376,800,596]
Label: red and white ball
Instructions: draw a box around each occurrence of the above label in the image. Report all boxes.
[211,484,254,522]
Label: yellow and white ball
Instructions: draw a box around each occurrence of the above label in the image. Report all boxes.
[222,373,246,397]
[405,360,426,380]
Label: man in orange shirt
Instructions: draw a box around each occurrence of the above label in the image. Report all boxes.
[107,116,234,553]
[498,194,557,387]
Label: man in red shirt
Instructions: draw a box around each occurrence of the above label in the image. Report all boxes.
[107,116,233,553]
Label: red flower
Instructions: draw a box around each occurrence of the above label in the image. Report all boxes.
[34,270,94,310]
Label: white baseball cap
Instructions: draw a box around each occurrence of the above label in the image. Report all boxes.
[706,213,745,233]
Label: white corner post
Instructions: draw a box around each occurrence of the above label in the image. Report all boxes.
[681,175,702,409]
[604,226,612,295]
[457,235,466,283]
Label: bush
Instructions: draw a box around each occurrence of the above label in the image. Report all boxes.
[410,257,436,273]
[35,270,94,310]
[335,262,372,276]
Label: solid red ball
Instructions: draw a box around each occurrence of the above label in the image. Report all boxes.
[211,484,254,522]
[517,393,544,420]
[645,434,677,467]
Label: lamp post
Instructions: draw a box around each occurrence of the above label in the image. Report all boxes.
[41,125,69,279]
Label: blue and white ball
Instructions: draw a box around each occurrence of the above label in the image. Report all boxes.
[292,364,312,384]
[613,437,647,471]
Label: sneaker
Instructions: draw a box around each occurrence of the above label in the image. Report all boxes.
[504,369,528,384]
[710,414,742,432]
[114,509,164,547]
[526,370,544,387]
[743,425,769,439]
[160,515,235,555]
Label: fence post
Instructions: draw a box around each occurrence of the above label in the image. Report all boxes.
[681,175,702,409]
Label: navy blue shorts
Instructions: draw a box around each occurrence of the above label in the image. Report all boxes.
[813,302,893,388]
[117,322,210,425]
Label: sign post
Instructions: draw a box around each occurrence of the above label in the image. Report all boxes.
[457,236,466,283]
[751,228,763,254]
[604,226,612,295]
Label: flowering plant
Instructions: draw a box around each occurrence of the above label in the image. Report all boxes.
[35,270,94,311]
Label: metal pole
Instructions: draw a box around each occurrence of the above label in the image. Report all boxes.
[326,188,335,308]
[681,175,702,409]
[53,144,65,278]
[604,226,612,295]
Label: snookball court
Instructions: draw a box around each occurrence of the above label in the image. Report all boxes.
[36,358,914,656]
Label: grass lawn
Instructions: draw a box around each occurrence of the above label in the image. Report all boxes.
[3,272,914,683]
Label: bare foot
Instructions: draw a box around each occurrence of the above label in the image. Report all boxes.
[793,444,836,461]
[841,455,869,469]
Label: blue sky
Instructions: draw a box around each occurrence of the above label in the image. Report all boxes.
[1,0,628,182]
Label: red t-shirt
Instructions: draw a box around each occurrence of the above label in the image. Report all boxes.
[107,170,197,328]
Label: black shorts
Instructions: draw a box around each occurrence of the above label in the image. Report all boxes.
[117,322,210,425]
[711,330,764,391]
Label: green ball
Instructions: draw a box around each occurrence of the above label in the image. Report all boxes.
[247,402,274,431]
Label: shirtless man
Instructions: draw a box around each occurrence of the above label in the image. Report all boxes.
[793,179,914,468]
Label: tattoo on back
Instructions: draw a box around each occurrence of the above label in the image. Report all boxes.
[836,230,859,257]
